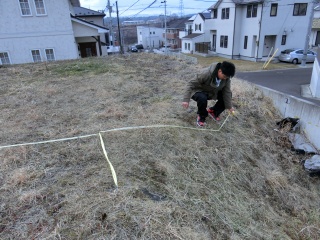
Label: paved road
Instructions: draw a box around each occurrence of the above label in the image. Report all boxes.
[236,67,320,105]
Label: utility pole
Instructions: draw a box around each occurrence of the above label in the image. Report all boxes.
[161,0,167,54]
[106,0,114,48]
[302,1,316,66]
[116,1,123,54]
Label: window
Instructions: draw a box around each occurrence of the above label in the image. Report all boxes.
[244,36,248,49]
[185,43,187,50]
[0,52,11,65]
[222,8,229,19]
[31,49,41,62]
[34,0,46,15]
[281,35,287,45]
[293,3,307,16]
[195,24,198,31]
[212,9,217,19]
[45,49,55,61]
[270,3,278,16]
[199,23,201,31]
[220,35,228,48]
[19,0,32,16]
[247,4,258,18]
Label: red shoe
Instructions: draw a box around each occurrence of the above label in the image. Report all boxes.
[196,115,206,127]
[208,109,221,121]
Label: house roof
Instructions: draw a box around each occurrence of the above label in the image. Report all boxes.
[208,0,264,9]
[182,33,203,39]
[199,12,211,20]
[70,0,80,7]
[71,15,109,33]
[232,0,264,4]
[74,7,105,17]
[188,15,197,21]
[167,17,190,29]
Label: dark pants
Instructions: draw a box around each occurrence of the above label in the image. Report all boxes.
[191,91,225,119]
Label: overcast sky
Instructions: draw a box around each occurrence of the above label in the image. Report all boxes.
[79,0,216,18]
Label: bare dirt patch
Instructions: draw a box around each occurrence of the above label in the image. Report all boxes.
[0,54,319,239]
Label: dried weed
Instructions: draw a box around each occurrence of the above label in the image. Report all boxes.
[0,54,319,239]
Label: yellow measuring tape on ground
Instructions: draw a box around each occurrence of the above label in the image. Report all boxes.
[0,113,233,188]
[98,113,232,188]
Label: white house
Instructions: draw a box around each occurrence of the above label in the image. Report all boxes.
[181,13,211,54]
[136,26,164,49]
[311,4,320,47]
[203,0,313,61]
[0,0,109,65]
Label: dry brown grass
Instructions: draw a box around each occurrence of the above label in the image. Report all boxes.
[0,53,320,239]
[189,54,299,70]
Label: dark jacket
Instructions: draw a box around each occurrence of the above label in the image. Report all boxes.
[183,62,232,109]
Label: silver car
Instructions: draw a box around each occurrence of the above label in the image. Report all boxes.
[278,48,317,64]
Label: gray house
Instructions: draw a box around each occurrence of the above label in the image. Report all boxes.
[0,0,109,65]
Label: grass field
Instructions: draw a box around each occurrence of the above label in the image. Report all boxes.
[0,53,319,239]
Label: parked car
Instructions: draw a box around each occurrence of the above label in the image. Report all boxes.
[131,46,138,52]
[160,45,171,52]
[135,44,144,50]
[278,48,317,64]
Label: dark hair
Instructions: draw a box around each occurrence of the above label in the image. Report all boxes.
[220,61,235,78]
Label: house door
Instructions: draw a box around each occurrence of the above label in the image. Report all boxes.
[212,34,216,51]
[315,31,320,46]
[251,35,257,58]
[262,35,276,57]
[79,42,97,58]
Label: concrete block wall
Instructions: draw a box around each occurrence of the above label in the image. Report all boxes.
[257,86,320,151]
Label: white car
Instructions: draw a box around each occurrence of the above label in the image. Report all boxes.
[160,46,171,52]
[278,48,317,64]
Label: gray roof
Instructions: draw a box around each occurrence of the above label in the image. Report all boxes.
[233,0,264,4]
[71,15,109,30]
[199,12,211,20]
[74,7,105,17]
[70,0,80,7]
[182,33,203,39]
[208,0,264,9]
[167,17,190,29]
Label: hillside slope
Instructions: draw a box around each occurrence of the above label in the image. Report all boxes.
[0,54,319,239]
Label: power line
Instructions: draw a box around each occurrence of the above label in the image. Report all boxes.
[130,0,157,18]
[120,0,141,16]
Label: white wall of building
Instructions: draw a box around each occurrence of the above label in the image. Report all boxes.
[137,26,164,49]
[233,4,261,59]
[0,0,79,64]
[212,1,235,57]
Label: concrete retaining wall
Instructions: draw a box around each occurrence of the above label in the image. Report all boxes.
[257,86,320,151]
[310,55,320,98]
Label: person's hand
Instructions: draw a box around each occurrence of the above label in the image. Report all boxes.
[182,102,189,109]
[229,107,235,115]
